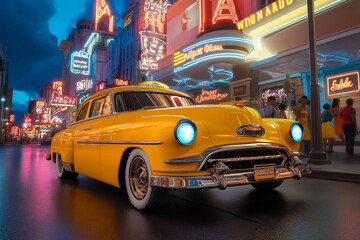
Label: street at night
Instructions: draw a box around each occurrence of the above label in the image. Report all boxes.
[0,144,359,240]
[1,0,360,239]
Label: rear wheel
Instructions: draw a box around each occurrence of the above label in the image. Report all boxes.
[55,154,79,179]
[125,148,168,211]
[251,180,283,191]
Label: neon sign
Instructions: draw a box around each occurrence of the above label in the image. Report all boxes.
[50,91,77,107]
[237,0,294,31]
[327,71,360,97]
[10,114,14,123]
[96,81,107,92]
[76,79,93,93]
[140,0,170,71]
[53,81,63,95]
[95,0,114,32]
[212,0,239,25]
[71,50,90,75]
[174,44,223,66]
[194,89,229,104]
[114,79,130,87]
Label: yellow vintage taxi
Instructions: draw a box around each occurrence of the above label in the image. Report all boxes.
[47,83,310,210]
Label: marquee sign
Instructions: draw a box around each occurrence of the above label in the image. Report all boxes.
[50,91,77,107]
[194,88,229,104]
[327,71,360,98]
[95,0,114,32]
[70,50,90,75]
[237,0,294,31]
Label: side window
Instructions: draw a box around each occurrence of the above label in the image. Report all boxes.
[90,97,105,118]
[101,95,112,115]
[76,102,89,121]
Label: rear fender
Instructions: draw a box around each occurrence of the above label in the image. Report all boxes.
[50,130,74,164]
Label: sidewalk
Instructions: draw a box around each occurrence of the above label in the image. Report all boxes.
[303,145,360,183]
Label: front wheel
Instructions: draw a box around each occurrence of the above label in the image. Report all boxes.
[55,154,79,179]
[251,180,283,191]
[125,148,168,211]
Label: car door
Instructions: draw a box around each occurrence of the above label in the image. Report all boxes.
[73,96,108,176]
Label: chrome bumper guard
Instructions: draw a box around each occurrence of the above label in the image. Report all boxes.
[150,164,311,190]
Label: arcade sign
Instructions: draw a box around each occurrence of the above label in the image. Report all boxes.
[70,50,90,75]
[327,71,360,98]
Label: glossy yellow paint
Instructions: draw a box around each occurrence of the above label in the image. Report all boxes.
[50,87,301,188]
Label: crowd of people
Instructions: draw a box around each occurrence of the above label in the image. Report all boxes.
[262,95,359,157]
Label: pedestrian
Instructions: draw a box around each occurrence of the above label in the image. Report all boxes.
[279,104,287,119]
[296,96,311,156]
[264,96,280,118]
[331,98,345,145]
[342,98,358,156]
[321,103,335,155]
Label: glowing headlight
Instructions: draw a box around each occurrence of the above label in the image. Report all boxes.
[290,122,304,142]
[174,119,197,145]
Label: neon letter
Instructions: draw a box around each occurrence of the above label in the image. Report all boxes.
[212,0,239,25]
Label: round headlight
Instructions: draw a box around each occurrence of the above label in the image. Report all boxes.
[290,122,304,142]
[174,119,197,145]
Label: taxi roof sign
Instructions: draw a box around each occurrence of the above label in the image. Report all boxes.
[138,81,169,89]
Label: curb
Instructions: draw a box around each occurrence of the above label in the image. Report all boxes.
[306,170,360,183]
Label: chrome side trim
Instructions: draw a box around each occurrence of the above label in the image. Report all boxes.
[164,157,202,164]
[77,141,163,145]
[196,143,292,172]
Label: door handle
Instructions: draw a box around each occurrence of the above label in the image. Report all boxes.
[82,128,92,131]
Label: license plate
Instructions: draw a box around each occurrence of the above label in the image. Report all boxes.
[254,164,276,181]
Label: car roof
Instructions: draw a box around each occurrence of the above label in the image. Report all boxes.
[79,86,191,108]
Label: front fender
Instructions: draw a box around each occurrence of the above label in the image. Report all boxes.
[50,130,74,164]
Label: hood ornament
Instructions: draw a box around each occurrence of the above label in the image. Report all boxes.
[237,124,265,137]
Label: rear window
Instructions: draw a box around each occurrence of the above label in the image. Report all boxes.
[114,92,193,112]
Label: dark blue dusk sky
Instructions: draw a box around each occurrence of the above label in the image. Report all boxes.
[0,0,129,124]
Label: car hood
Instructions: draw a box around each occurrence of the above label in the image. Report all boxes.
[142,105,260,146]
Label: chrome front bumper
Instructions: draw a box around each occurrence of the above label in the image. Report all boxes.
[150,164,311,190]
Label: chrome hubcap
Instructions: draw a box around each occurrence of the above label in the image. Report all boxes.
[129,156,148,200]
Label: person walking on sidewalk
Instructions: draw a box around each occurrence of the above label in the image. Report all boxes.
[342,98,357,156]
[296,96,311,156]
[321,103,335,155]
[279,103,287,119]
[264,96,280,118]
[331,98,345,145]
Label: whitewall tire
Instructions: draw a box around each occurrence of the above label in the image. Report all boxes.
[55,154,79,179]
[125,148,168,211]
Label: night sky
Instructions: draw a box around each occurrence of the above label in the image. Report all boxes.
[0,0,129,125]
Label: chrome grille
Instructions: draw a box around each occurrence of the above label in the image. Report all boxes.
[202,148,288,171]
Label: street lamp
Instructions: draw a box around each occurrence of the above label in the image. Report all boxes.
[1,97,5,102]
[307,0,328,163]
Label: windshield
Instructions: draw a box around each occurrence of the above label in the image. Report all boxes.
[114,92,194,112]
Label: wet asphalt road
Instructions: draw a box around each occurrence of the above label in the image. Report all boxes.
[0,144,359,240]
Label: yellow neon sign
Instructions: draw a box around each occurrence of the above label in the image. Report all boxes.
[174,44,224,66]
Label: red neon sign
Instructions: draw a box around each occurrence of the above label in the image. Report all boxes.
[10,114,15,123]
[50,91,77,107]
[195,89,229,104]
[95,0,114,32]
[327,71,360,97]
[212,0,239,25]
[114,79,130,87]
